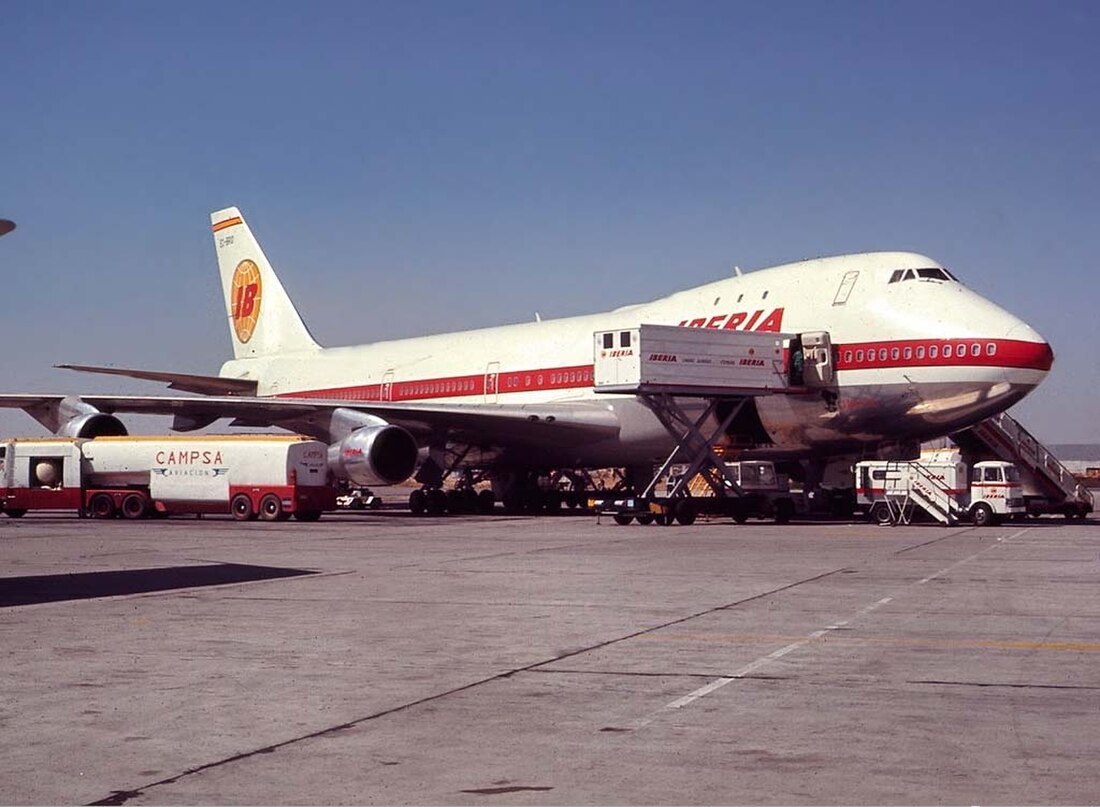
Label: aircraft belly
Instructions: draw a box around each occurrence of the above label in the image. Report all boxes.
[756,379,1038,450]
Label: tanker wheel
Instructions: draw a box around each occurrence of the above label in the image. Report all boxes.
[89,493,116,519]
[258,494,283,522]
[674,502,697,526]
[612,513,634,526]
[120,493,148,520]
[230,493,256,521]
[409,489,426,516]
[636,512,655,525]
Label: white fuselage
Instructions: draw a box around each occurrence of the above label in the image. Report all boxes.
[220,252,1052,466]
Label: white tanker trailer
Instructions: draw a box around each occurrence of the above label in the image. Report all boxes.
[0,435,335,521]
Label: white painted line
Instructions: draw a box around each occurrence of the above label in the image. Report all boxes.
[625,528,1031,730]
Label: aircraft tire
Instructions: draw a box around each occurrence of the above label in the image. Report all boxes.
[409,489,427,516]
[477,489,496,515]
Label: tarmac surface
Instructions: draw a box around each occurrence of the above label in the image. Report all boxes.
[1,510,1098,805]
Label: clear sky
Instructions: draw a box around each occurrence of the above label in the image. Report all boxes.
[2,0,1098,442]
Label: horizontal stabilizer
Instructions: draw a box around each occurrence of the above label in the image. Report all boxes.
[56,364,258,396]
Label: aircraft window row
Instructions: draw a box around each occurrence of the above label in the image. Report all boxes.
[888,267,957,284]
[844,342,998,365]
[549,370,590,385]
[401,379,477,397]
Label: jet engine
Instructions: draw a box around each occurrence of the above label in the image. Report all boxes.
[46,398,129,438]
[327,423,419,486]
[57,411,129,438]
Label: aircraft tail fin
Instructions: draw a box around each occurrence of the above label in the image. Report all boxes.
[210,207,321,359]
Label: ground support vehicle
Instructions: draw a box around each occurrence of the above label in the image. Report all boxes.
[589,324,831,526]
[0,435,335,521]
[952,412,1093,519]
[336,487,383,510]
[674,460,800,524]
[855,450,1024,526]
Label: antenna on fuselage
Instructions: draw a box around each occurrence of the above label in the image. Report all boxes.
[733,265,742,277]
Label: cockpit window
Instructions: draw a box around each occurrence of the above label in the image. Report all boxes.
[889,267,956,284]
[916,267,951,281]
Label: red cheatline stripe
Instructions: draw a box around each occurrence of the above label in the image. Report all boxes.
[271,338,1050,404]
[212,217,243,233]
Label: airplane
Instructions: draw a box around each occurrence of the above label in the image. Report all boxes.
[0,206,1053,513]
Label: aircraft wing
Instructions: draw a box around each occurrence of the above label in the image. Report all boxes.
[0,393,621,451]
[55,365,259,396]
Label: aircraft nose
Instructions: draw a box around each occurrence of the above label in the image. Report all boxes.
[1005,321,1054,374]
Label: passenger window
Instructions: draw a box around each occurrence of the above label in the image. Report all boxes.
[856,349,864,362]
[903,346,912,360]
[916,346,925,359]
[971,344,980,357]
[890,347,900,360]
[929,346,938,359]
[620,332,631,348]
[878,348,887,361]
[602,333,613,349]
[943,345,953,358]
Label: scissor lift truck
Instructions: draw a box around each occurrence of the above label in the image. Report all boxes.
[589,324,833,525]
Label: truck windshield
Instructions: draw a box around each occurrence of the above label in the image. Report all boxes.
[1004,466,1021,483]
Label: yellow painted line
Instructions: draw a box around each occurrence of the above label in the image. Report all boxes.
[639,631,1100,653]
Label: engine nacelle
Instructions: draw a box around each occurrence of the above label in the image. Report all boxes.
[328,424,418,486]
[57,411,128,438]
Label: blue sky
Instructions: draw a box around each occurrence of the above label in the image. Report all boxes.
[2,0,1098,442]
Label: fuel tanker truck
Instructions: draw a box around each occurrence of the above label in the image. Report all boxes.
[0,435,335,521]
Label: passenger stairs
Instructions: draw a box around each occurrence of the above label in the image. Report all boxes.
[883,460,963,526]
[953,412,1093,518]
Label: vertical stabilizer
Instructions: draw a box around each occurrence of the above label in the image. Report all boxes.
[211,207,321,359]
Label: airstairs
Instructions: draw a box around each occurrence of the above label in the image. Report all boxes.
[880,460,962,526]
[953,411,1093,518]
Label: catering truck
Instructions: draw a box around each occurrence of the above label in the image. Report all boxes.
[855,449,1025,526]
[0,435,335,521]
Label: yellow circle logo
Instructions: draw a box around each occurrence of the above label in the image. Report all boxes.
[230,260,262,343]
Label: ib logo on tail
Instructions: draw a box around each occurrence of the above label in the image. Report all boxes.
[230,259,262,343]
